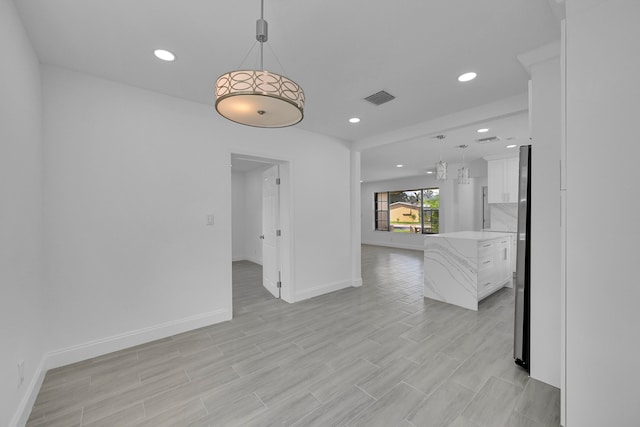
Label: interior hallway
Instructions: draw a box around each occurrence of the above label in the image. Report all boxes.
[26,245,559,426]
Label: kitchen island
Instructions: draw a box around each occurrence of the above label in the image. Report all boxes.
[424,231,513,310]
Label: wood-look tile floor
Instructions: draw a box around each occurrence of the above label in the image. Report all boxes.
[27,245,560,427]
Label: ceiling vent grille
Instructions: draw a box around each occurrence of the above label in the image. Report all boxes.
[475,136,501,144]
[364,90,396,106]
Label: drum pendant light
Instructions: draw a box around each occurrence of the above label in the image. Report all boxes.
[215,0,305,127]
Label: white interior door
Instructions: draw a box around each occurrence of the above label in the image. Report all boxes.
[262,165,280,298]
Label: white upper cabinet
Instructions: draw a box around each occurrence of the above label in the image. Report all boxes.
[487,156,519,203]
[505,157,519,201]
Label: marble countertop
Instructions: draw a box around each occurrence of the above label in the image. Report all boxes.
[482,228,516,233]
[426,231,514,241]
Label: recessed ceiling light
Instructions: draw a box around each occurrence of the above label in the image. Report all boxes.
[349,117,360,123]
[426,171,434,174]
[396,164,403,168]
[458,72,477,82]
[477,128,489,133]
[154,49,175,61]
[506,144,517,148]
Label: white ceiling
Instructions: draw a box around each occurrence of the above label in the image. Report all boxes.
[361,112,530,182]
[15,0,561,180]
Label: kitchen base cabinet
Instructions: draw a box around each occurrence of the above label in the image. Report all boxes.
[424,231,513,311]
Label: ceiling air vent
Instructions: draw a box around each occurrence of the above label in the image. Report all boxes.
[475,136,502,144]
[364,90,396,106]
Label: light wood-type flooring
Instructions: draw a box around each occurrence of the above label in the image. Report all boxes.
[27,245,560,426]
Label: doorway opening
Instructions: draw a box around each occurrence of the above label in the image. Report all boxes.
[230,153,293,314]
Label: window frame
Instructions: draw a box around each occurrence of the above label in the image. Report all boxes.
[374,187,439,234]
[374,191,389,231]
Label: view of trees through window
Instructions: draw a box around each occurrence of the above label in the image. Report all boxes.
[375,188,439,234]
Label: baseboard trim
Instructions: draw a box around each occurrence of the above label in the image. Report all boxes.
[232,256,262,265]
[46,308,231,370]
[362,241,425,251]
[245,256,262,265]
[294,279,352,302]
[10,355,47,427]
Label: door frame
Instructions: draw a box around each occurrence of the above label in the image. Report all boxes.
[229,150,295,303]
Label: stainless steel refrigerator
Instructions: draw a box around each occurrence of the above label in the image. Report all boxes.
[514,145,531,370]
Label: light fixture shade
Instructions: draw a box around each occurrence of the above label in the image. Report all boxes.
[436,160,447,181]
[458,166,470,184]
[215,70,305,127]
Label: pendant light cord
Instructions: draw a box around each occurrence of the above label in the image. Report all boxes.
[236,0,289,74]
[260,0,264,70]
[266,43,289,76]
[236,41,258,70]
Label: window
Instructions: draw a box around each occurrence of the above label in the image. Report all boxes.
[422,188,440,234]
[375,188,439,234]
[374,192,389,231]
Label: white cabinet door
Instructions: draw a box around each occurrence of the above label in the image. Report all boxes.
[505,157,520,202]
[477,240,497,300]
[496,238,512,284]
[487,160,505,203]
[487,157,519,203]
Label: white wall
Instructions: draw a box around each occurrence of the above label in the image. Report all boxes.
[565,0,640,425]
[0,0,46,425]
[231,168,264,264]
[231,171,246,261]
[442,176,486,233]
[361,164,486,250]
[350,151,362,287]
[530,57,562,388]
[41,65,354,366]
